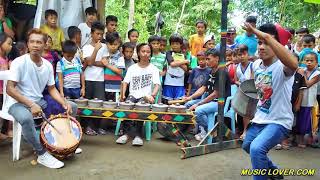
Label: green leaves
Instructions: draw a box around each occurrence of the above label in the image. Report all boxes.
[235,0,320,32]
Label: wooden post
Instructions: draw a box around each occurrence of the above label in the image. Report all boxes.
[97,0,106,24]
[127,0,135,41]
[217,0,228,146]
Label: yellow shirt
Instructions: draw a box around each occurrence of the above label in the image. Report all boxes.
[40,24,65,51]
[189,34,205,56]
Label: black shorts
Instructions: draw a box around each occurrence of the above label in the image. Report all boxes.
[85,81,105,100]
[0,94,3,109]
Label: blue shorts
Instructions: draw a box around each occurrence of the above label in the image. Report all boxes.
[64,87,81,99]
[162,85,185,100]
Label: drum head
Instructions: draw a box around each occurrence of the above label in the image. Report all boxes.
[43,117,81,149]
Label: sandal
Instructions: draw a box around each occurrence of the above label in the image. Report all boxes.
[85,127,98,136]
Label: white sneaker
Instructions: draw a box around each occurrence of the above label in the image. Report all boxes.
[75,148,82,154]
[132,136,143,146]
[116,135,129,144]
[37,152,64,169]
[195,126,206,141]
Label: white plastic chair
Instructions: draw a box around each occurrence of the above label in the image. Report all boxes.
[0,70,22,161]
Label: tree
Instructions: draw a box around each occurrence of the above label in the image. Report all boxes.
[235,0,320,32]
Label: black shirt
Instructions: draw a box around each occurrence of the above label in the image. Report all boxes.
[205,69,231,98]
[291,72,307,105]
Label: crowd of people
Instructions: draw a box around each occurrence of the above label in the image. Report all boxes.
[0,4,319,176]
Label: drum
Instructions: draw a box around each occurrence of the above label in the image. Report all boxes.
[231,79,259,119]
[40,114,82,159]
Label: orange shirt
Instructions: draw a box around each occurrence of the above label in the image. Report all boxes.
[189,34,205,56]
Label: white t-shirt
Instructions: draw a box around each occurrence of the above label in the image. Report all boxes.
[78,22,91,48]
[251,59,294,130]
[9,54,55,102]
[123,63,160,99]
[301,68,320,107]
[83,43,108,82]
[236,62,253,83]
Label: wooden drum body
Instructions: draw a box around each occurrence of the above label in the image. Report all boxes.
[40,115,82,159]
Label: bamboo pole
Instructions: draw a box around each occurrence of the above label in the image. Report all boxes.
[127,0,135,41]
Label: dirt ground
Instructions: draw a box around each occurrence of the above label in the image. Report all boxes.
[0,133,319,180]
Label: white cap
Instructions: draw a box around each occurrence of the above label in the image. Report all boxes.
[203,34,215,47]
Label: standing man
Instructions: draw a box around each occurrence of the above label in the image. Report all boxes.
[7,29,78,169]
[241,23,298,180]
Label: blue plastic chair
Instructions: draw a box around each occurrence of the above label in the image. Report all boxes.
[207,85,238,144]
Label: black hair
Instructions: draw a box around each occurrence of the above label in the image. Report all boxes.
[258,23,280,43]
[45,9,58,19]
[160,37,167,43]
[302,34,316,44]
[105,32,120,44]
[122,42,135,52]
[225,48,233,55]
[296,27,309,34]
[246,16,257,24]
[206,48,220,57]
[0,33,11,46]
[183,38,189,46]
[91,21,105,33]
[237,44,249,53]
[128,29,139,38]
[286,28,295,35]
[67,26,81,40]
[15,41,27,51]
[304,52,318,62]
[85,7,97,15]
[169,34,183,45]
[136,43,152,61]
[148,35,161,43]
[62,40,77,54]
[195,20,207,29]
[106,15,118,25]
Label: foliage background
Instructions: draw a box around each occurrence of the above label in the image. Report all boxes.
[24,0,320,42]
[106,0,320,43]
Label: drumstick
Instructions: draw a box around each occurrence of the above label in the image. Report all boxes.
[66,112,72,133]
[41,113,62,135]
[65,98,73,133]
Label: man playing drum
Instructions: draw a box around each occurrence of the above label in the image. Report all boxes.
[241,23,298,180]
[7,29,78,169]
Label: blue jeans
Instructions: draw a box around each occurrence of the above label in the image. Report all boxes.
[9,99,78,155]
[185,99,218,131]
[242,123,289,180]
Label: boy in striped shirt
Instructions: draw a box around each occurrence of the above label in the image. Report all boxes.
[57,40,85,99]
